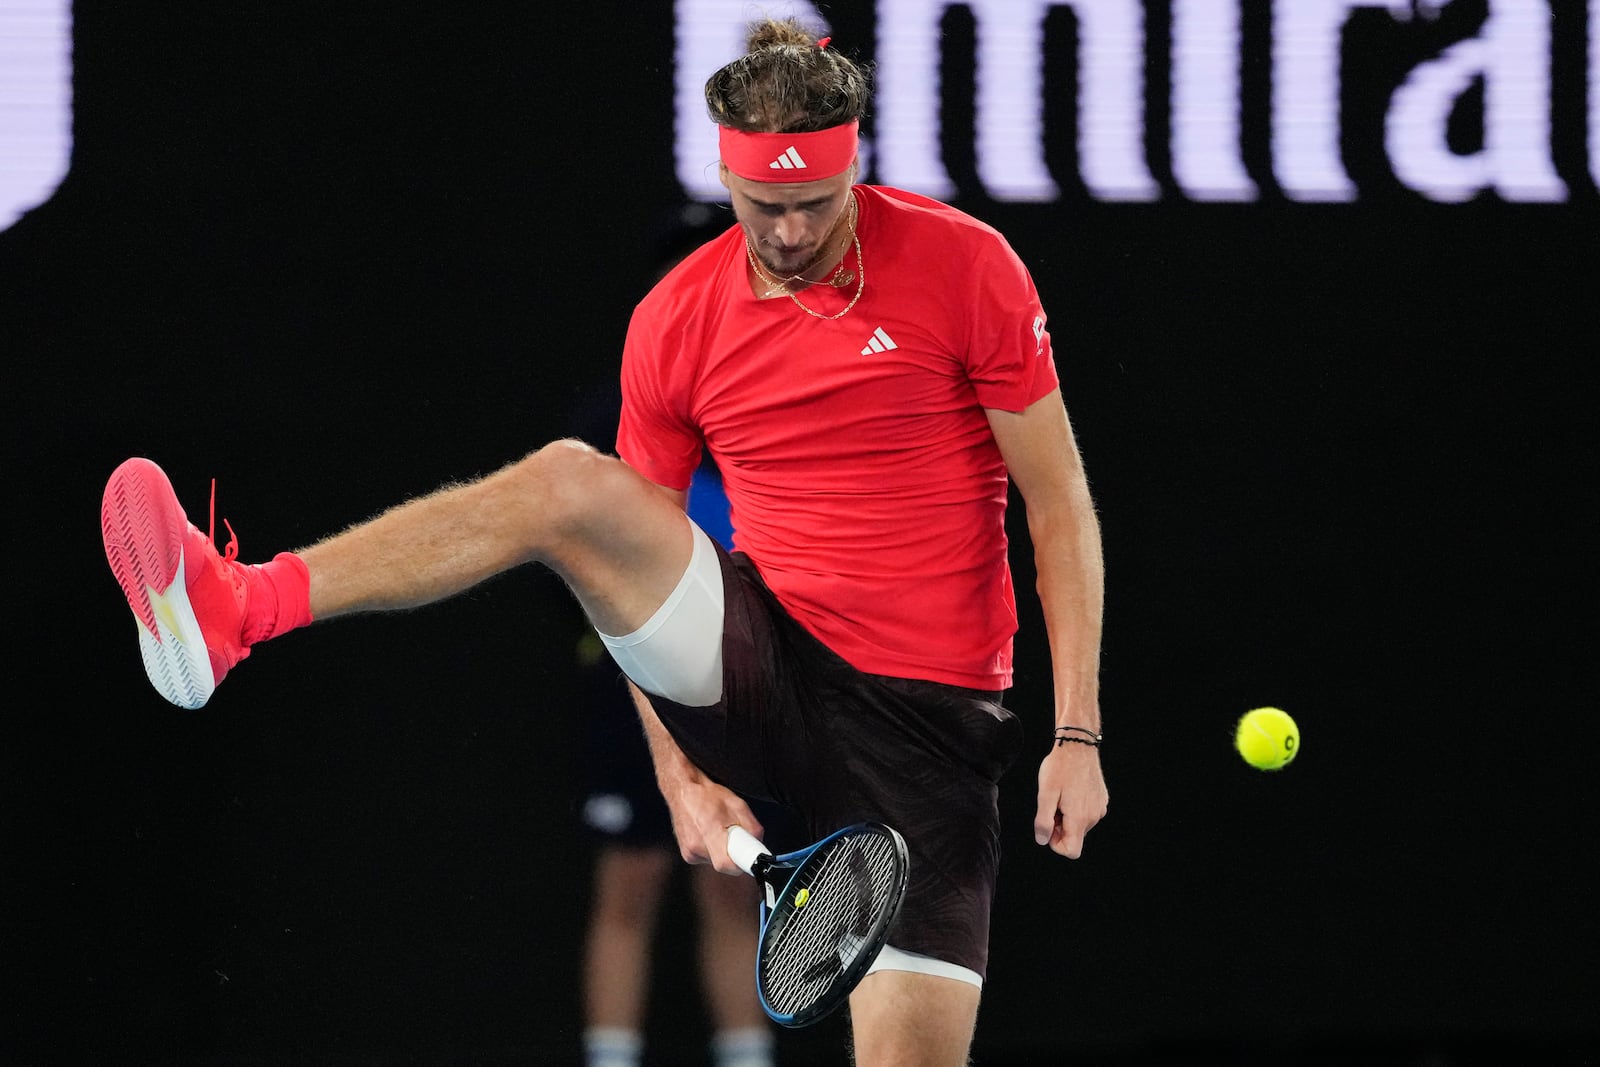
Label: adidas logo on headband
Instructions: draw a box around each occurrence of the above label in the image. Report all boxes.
[719,120,858,182]
[769,147,808,171]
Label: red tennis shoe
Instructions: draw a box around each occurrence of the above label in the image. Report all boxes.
[100,457,310,708]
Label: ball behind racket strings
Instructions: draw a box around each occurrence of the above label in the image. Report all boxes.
[756,823,908,1027]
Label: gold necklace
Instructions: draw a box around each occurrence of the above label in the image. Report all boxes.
[745,194,865,321]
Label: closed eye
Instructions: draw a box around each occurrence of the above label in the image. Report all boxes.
[749,197,834,216]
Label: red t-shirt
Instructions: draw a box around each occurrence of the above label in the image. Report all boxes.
[617,185,1059,689]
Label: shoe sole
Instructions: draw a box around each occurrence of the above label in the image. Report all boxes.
[101,458,216,709]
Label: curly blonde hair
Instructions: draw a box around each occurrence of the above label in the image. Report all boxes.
[704,17,872,134]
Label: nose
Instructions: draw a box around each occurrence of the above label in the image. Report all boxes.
[771,212,806,250]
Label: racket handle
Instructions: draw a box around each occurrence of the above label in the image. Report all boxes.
[726,825,771,876]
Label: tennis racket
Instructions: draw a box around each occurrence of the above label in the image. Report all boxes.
[726,821,909,1028]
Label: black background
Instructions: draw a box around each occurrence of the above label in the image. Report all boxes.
[4,2,1596,1064]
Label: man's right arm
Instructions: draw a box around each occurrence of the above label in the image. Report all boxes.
[630,681,761,874]
[615,475,757,869]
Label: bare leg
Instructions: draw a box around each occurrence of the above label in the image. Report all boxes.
[691,864,768,1032]
[297,440,692,636]
[583,845,675,1031]
[848,971,980,1067]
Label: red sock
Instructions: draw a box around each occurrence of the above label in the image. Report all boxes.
[241,552,314,644]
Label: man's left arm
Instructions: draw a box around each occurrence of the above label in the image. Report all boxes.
[986,386,1109,858]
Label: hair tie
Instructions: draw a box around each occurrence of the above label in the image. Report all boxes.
[816,36,832,49]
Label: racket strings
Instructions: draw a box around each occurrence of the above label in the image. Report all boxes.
[760,834,902,1015]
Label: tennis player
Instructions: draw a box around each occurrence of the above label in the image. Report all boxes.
[100,18,1107,1066]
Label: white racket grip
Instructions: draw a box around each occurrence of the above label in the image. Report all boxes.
[726,825,770,876]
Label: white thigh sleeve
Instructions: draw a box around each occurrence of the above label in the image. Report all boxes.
[866,945,983,989]
[595,521,725,707]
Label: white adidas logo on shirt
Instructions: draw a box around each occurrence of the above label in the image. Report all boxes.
[768,146,808,171]
[860,327,898,355]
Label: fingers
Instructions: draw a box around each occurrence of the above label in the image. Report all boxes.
[1033,805,1055,848]
[682,832,741,871]
[1035,789,1096,858]
[708,808,763,876]
[668,786,764,871]
[1035,811,1087,858]
[1051,822,1086,859]
[730,804,764,846]
[676,831,712,866]
[723,823,766,876]
[1034,781,1061,847]
[1036,750,1108,859]
[710,845,747,875]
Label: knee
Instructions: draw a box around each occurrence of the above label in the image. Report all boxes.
[526,437,608,479]
[500,439,622,529]
[591,847,674,927]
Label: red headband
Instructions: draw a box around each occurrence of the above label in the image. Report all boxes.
[718,119,859,182]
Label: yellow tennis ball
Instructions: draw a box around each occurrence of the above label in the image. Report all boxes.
[1235,707,1299,770]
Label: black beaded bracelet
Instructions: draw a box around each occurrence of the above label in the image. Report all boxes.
[1053,725,1103,748]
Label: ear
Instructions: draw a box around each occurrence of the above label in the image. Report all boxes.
[718,161,731,191]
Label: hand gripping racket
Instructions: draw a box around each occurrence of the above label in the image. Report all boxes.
[726,821,910,1028]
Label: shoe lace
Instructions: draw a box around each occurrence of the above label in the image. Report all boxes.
[207,478,241,564]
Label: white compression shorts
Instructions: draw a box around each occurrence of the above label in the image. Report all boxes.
[868,945,983,989]
[596,518,985,991]
[596,519,725,708]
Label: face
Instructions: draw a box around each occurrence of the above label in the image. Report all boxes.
[720,161,858,279]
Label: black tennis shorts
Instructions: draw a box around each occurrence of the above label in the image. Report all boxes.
[646,546,1024,980]
[578,651,799,852]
